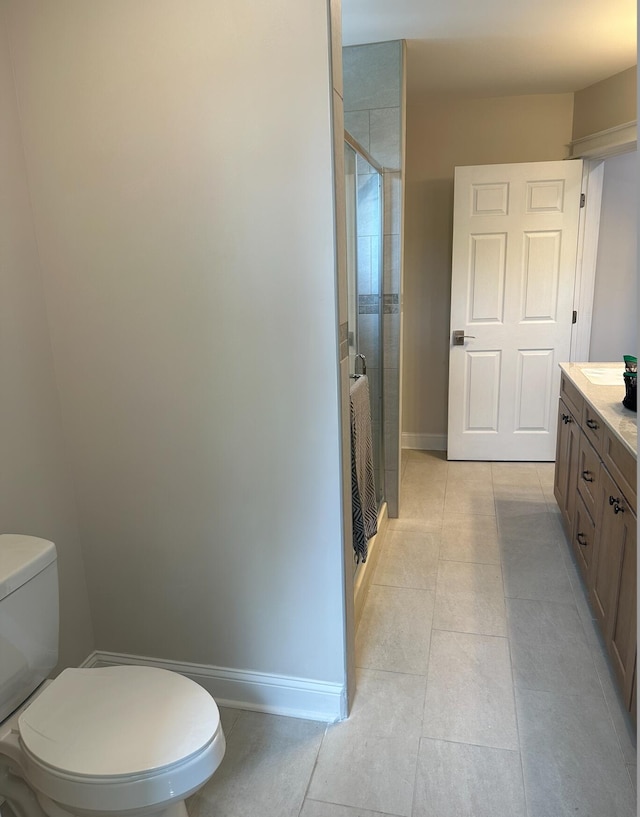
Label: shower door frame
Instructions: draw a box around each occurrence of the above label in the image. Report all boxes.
[344,130,386,510]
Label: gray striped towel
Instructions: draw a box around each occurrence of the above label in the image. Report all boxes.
[350,375,378,563]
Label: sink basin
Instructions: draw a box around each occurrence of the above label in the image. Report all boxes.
[581,367,624,386]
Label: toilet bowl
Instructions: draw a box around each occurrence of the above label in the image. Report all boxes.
[1,665,225,817]
[0,535,226,817]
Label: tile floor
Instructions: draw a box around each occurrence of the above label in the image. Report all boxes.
[189,450,637,817]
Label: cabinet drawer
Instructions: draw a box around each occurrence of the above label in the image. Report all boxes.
[602,428,637,515]
[581,402,604,456]
[560,373,583,419]
[576,432,601,520]
[572,491,595,583]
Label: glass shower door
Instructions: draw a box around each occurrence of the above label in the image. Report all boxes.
[344,138,384,507]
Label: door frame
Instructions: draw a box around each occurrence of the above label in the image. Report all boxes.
[568,124,637,361]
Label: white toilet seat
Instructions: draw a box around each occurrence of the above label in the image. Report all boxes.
[17,666,225,813]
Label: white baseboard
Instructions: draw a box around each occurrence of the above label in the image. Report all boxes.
[402,432,447,451]
[81,651,345,723]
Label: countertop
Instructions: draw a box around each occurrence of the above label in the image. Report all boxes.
[560,362,637,458]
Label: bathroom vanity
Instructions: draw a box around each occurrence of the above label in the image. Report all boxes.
[554,363,637,724]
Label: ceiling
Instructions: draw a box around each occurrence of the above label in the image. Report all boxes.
[342,0,637,98]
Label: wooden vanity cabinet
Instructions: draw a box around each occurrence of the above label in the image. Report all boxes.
[554,376,637,723]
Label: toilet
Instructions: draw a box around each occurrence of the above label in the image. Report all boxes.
[0,534,225,817]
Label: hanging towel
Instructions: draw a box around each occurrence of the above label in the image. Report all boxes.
[350,375,378,563]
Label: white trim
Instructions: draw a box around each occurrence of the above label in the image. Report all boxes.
[568,121,637,159]
[401,432,447,451]
[81,651,345,723]
[354,502,388,629]
[571,159,604,362]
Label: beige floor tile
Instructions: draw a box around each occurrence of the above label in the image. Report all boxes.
[422,629,518,749]
[402,460,448,491]
[498,509,565,544]
[443,483,496,516]
[433,589,507,637]
[218,706,242,736]
[387,516,443,534]
[506,598,586,646]
[447,460,493,481]
[493,482,547,512]
[440,512,501,563]
[501,539,573,603]
[404,449,448,466]
[491,462,542,486]
[591,644,637,765]
[535,461,556,487]
[301,801,398,817]
[516,687,635,817]
[374,529,440,590]
[627,765,637,793]
[510,638,602,697]
[189,711,324,817]
[399,483,446,519]
[436,559,503,596]
[414,739,526,817]
[356,584,435,674]
[307,731,418,817]
[304,671,426,817]
[348,668,427,738]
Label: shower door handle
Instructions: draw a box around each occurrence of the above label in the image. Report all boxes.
[355,354,367,376]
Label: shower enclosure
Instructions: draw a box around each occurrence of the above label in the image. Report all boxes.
[344,134,384,508]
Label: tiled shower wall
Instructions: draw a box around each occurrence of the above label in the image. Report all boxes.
[343,41,405,516]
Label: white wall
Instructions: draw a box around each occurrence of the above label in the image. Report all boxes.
[0,8,94,670]
[589,151,638,362]
[5,0,346,691]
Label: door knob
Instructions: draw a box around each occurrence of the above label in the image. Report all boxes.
[453,330,476,346]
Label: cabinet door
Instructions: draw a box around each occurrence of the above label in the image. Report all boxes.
[554,399,580,537]
[553,400,570,524]
[591,466,622,632]
[591,465,638,709]
[608,498,637,709]
[572,492,595,582]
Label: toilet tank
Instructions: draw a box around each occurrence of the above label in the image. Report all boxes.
[0,535,59,722]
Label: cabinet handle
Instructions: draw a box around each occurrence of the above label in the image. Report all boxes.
[614,502,625,515]
[609,495,620,506]
[576,532,588,547]
[586,418,599,430]
[562,413,571,424]
[581,470,593,482]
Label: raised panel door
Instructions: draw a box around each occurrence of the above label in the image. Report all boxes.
[448,160,583,460]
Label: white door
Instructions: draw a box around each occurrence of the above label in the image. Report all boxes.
[448,160,583,461]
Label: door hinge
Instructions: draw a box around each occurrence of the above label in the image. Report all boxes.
[580,193,586,208]
[572,310,577,324]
